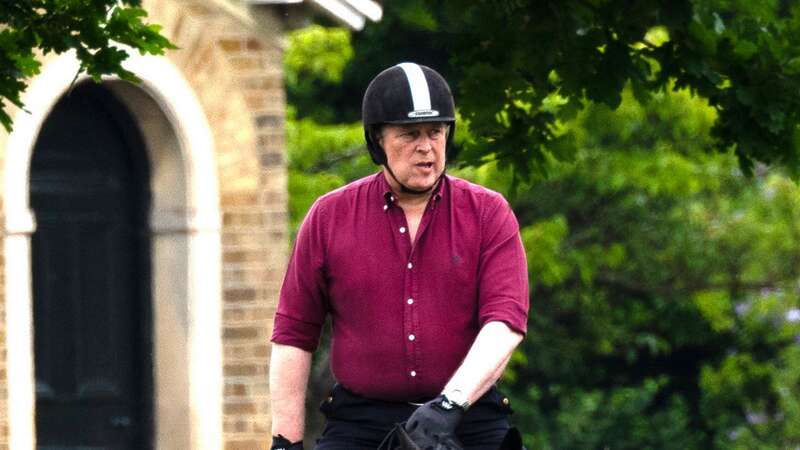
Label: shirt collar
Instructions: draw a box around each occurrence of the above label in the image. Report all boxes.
[378,171,446,211]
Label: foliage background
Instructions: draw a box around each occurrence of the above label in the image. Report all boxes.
[0,0,174,131]
[284,2,800,448]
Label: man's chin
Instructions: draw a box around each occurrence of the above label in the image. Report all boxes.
[407,177,440,193]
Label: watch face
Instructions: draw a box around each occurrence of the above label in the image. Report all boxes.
[444,390,469,410]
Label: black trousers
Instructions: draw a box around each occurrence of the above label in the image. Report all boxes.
[314,384,514,450]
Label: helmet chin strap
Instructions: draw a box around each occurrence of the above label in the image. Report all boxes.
[384,163,445,196]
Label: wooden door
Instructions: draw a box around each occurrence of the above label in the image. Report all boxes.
[30,83,153,450]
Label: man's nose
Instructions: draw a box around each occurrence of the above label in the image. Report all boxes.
[416,135,433,152]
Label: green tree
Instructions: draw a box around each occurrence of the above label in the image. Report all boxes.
[1,0,175,131]
[299,0,800,181]
[283,25,375,235]
[484,87,800,448]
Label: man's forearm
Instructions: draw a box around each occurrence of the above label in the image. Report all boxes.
[269,343,313,442]
[443,321,524,405]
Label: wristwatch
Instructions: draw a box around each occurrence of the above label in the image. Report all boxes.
[441,389,470,411]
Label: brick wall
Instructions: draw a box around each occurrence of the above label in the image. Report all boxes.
[145,2,289,448]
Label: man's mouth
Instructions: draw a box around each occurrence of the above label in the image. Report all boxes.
[416,162,434,168]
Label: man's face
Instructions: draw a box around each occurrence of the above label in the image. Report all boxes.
[380,122,448,193]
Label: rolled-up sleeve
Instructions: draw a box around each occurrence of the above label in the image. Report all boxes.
[271,199,329,351]
[477,194,529,335]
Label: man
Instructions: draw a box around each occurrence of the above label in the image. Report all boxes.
[269,62,529,450]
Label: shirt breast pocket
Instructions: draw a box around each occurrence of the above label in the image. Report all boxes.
[429,249,479,313]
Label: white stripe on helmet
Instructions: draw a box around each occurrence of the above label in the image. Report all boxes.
[396,62,439,118]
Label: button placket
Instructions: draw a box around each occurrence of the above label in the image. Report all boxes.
[405,234,421,384]
[387,193,430,385]
[403,193,444,384]
[407,246,422,384]
[405,262,417,380]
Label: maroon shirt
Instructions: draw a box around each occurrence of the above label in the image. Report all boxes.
[272,173,529,401]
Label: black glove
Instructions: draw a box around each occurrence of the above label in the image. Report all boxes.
[403,395,465,450]
[270,434,304,450]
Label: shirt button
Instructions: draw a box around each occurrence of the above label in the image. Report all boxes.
[407,298,414,305]
[408,334,416,341]
[399,226,406,233]
[407,262,413,269]
[383,204,388,211]
[410,370,417,377]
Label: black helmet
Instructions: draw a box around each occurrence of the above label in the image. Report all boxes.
[362,62,456,165]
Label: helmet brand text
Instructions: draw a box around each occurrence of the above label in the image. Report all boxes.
[408,109,440,118]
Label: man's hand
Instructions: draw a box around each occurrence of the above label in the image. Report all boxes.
[270,434,304,450]
[403,395,465,449]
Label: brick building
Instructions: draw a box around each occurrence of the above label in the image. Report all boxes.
[0,1,380,449]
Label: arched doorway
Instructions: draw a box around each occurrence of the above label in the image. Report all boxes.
[6,49,225,450]
[29,82,153,450]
